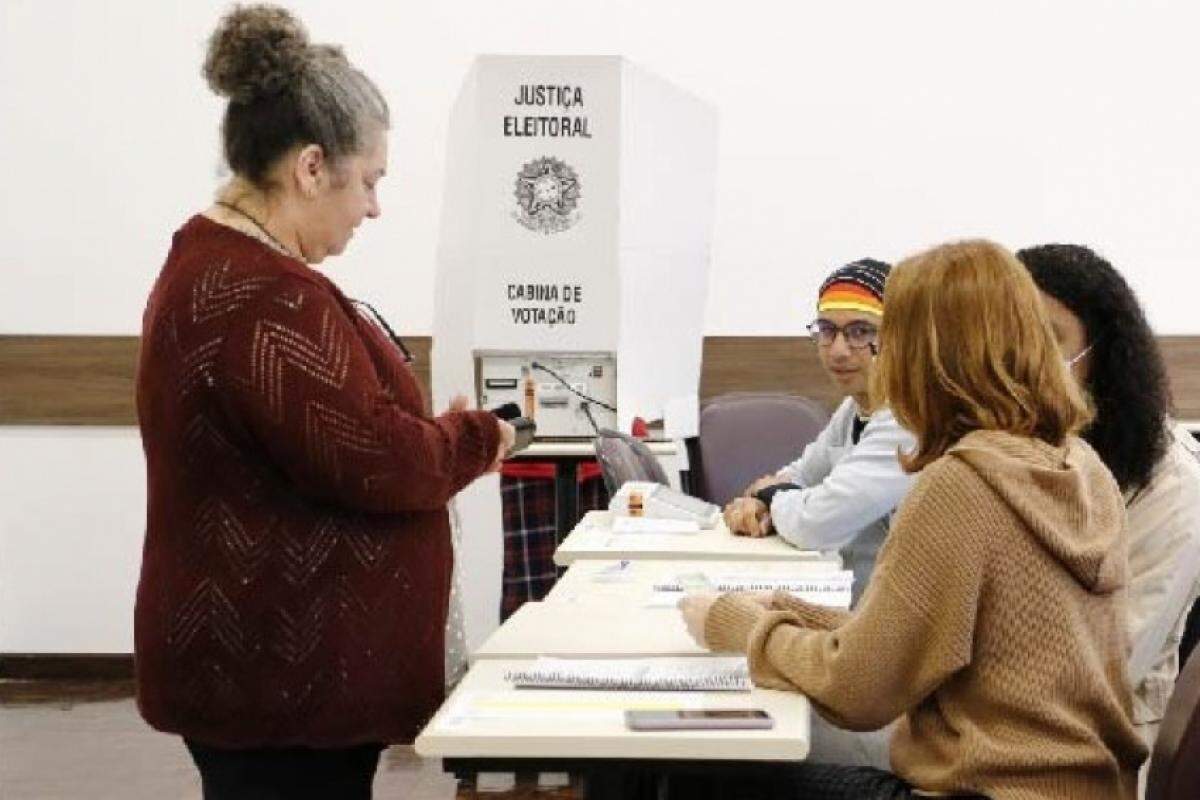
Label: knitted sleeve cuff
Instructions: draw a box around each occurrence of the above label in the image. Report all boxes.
[769,590,851,631]
[448,410,502,493]
[466,409,502,469]
[755,482,803,509]
[707,595,813,692]
[705,593,767,653]
[745,608,810,692]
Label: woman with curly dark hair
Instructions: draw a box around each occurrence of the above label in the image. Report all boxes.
[1019,244,1200,767]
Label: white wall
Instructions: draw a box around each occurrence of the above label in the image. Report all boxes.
[3,0,1199,651]
[0,429,146,652]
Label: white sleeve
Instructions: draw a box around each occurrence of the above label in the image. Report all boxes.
[777,399,851,488]
[769,410,916,552]
[1126,431,1200,686]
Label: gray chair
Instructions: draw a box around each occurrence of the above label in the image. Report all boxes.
[593,429,670,497]
[697,393,830,507]
[1147,645,1200,799]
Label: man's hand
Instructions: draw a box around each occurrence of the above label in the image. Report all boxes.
[723,497,771,537]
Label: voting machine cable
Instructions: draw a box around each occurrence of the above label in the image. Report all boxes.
[529,361,618,413]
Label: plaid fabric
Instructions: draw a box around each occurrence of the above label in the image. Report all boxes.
[499,462,608,621]
[577,468,608,515]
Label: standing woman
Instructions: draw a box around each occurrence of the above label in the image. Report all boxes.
[134,6,512,798]
[679,240,1146,799]
[1019,244,1200,760]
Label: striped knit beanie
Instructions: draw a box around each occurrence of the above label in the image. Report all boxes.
[817,258,891,316]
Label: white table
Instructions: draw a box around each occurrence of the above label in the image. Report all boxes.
[475,599,707,660]
[416,659,811,763]
[545,558,842,604]
[554,511,827,566]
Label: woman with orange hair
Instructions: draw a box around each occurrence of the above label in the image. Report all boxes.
[679,240,1146,799]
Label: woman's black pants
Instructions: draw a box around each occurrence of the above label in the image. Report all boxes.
[185,740,384,800]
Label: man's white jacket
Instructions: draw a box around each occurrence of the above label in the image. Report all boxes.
[770,396,916,605]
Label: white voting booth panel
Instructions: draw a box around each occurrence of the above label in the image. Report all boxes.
[431,56,716,654]
[433,55,718,440]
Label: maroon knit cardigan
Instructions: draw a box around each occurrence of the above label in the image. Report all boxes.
[134,215,499,748]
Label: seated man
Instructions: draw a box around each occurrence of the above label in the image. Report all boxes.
[725,258,915,607]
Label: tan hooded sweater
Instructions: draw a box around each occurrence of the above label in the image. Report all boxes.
[706,430,1147,799]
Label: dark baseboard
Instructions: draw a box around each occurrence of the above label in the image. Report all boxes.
[0,653,134,681]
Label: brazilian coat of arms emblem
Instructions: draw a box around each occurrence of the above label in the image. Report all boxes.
[513,156,581,234]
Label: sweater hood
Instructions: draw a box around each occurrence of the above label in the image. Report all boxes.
[947,430,1126,594]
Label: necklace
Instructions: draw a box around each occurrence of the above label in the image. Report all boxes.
[215,200,301,261]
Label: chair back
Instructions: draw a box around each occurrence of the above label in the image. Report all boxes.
[1180,598,1200,668]
[1147,644,1200,799]
[593,430,670,496]
[697,393,830,507]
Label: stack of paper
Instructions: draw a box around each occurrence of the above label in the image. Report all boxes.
[646,571,854,609]
[505,656,751,692]
[610,517,701,535]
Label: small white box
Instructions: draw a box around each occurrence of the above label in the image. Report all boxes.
[609,481,721,529]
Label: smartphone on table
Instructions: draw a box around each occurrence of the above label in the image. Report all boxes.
[624,709,774,731]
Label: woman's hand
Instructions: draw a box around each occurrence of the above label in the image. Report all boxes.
[485,420,516,473]
[723,497,771,537]
[447,394,470,413]
[678,592,720,648]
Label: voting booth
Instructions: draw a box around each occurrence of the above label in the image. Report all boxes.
[432,55,718,648]
[433,55,718,439]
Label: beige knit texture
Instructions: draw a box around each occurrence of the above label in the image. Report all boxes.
[705,430,1148,800]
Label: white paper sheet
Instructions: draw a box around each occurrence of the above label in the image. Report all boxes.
[611,517,701,535]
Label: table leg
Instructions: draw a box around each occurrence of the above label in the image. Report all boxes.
[554,458,580,542]
[580,765,661,800]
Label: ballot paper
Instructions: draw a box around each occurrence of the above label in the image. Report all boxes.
[505,656,751,692]
[647,571,854,609]
[610,517,701,535]
[590,559,635,583]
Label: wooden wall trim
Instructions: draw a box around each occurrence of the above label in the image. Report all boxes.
[0,336,141,425]
[3,334,1199,425]
[699,336,840,412]
[1159,338,1200,423]
[0,653,134,681]
[0,335,432,426]
[0,654,135,702]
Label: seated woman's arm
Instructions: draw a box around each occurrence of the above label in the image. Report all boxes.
[767,592,851,631]
[705,457,985,731]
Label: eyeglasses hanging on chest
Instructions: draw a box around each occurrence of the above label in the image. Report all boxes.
[350,299,415,365]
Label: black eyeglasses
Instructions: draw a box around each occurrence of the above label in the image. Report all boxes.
[806,319,879,350]
[351,299,415,364]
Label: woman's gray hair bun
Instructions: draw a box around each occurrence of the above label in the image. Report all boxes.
[203,4,311,103]
[202,3,388,187]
